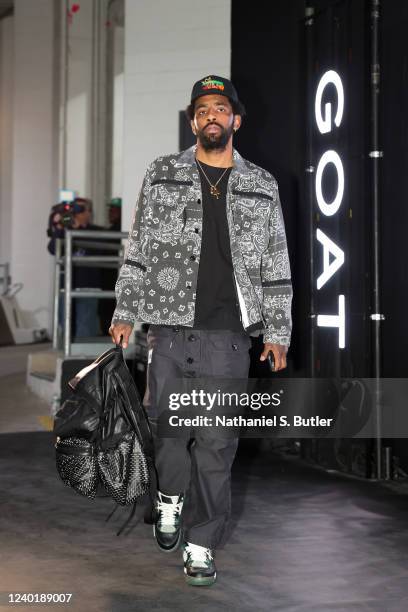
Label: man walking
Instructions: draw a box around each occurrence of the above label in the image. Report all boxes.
[109,75,292,586]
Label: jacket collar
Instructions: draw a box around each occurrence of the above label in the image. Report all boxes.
[175,145,251,177]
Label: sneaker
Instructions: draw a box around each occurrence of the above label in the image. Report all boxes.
[183,542,217,586]
[153,491,183,553]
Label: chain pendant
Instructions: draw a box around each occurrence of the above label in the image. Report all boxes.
[210,185,221,199]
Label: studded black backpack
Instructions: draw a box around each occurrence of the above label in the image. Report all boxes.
[54,344,156,523]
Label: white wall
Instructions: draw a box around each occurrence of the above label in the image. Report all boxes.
[112,25,124,198]
[64,0,115,226]
[0,16,13,266]
[122,0,231,229]
[65,0,94,199]
[10,0,59,330]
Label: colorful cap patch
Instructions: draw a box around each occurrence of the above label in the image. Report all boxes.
[190,74,241,107]
[201,76,225,92]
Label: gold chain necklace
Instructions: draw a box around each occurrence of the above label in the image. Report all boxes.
[196,158,231,199]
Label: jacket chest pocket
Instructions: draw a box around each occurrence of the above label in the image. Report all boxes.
[149,179,193,227]
[231,192,271,255]
[232,206,270,237]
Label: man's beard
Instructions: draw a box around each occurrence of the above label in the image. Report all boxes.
[197,123,234,151]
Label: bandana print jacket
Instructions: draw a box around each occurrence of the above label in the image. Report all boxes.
[112,146,293,346]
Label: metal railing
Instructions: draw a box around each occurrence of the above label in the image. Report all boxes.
[52,229,127,356]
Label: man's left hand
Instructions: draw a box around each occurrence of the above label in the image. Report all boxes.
[260,342,288,371]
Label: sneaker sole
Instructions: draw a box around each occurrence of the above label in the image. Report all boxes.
[153,525,182,553]
[184,572,217,587]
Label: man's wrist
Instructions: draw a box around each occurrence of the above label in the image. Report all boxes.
[111,318,134,328]
[263,330,291,347]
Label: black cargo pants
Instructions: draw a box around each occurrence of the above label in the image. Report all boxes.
[143,324,251,549]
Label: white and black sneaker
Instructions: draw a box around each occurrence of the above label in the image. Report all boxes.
[153,491,184,553]
[183,542,217,586]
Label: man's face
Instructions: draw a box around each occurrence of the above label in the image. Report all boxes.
[108,206,121,225]
[191,94,241,151]
[73,208,91,228]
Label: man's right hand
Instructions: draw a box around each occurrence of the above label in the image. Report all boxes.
[108,323,133,349]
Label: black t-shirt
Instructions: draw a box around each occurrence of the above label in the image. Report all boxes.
[193,160,243,331]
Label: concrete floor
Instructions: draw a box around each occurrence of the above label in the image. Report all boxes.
[0,372,51,433]
[1,346,408,611]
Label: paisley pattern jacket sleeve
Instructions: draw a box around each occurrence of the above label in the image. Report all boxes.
[111,167,152,326]
[261,181,293,346]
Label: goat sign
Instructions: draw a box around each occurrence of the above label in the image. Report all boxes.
[314,70,346,349]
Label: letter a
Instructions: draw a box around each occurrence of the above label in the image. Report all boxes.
[316,228,345,290]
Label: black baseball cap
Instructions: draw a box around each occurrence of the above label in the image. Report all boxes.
[190,75,241,106]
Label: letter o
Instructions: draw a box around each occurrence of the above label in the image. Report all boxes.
[315,150,344,216]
